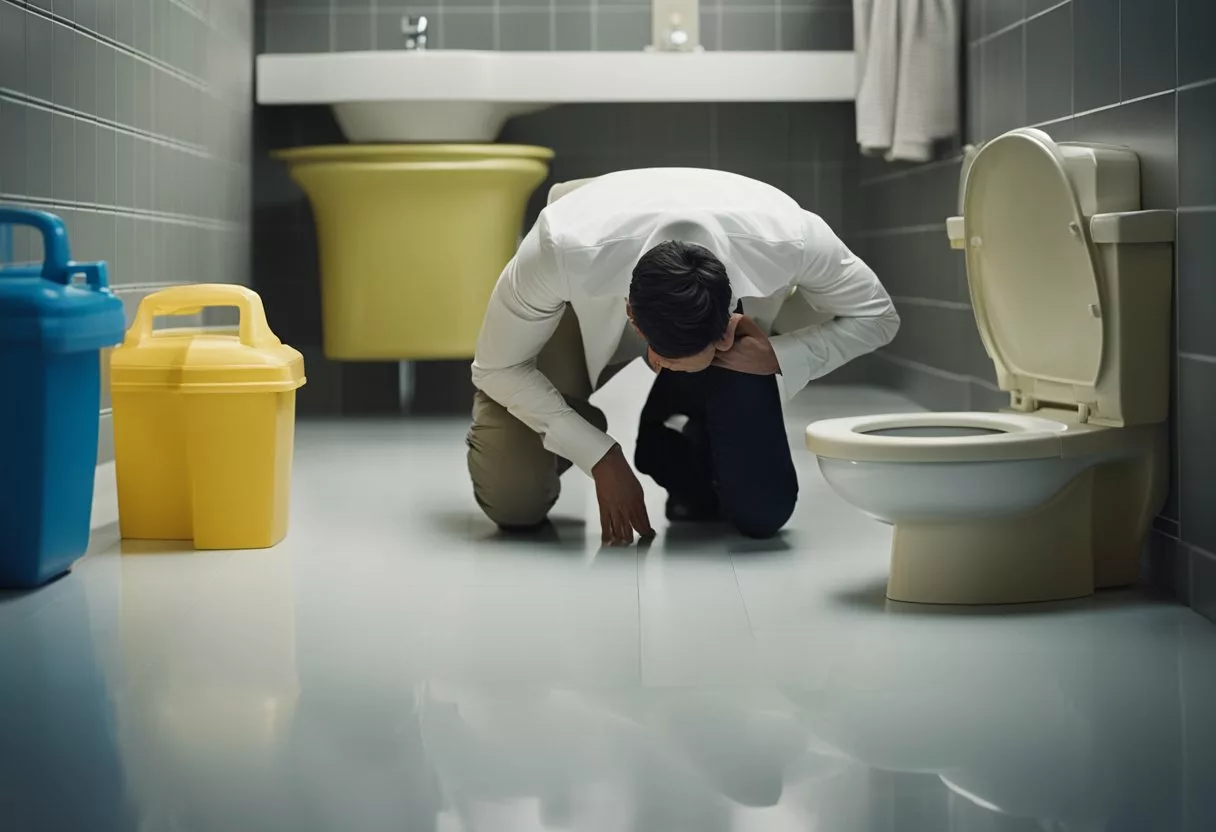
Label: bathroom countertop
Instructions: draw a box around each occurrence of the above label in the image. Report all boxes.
[3,366,1213,830]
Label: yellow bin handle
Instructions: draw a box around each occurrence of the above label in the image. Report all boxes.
[125,284,281,349]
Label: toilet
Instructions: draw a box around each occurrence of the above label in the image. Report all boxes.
[805,128,1176,605]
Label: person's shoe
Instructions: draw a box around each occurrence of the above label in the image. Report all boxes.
[666,495,721,524]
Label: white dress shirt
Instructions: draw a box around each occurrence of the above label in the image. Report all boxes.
[471,168,900,476]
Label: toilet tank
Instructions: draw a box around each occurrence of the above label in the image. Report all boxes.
[950,131,1176,428]
[1058,143,1174,427]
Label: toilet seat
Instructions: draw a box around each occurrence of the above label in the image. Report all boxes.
[806,411,1116,464]
[963,129,1107,404]
[808,130,1143,471]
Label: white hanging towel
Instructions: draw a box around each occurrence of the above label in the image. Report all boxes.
[854,0,959,163]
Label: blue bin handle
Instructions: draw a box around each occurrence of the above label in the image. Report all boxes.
[0,207,109,290]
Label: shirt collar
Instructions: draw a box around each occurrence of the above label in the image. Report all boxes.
[640,213,766,304]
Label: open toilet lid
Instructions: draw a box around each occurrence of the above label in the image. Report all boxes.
[964,129,1104,391]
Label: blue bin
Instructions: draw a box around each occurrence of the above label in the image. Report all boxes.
[0,208,126,588]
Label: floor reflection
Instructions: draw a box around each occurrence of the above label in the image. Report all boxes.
[0,383,1213,830]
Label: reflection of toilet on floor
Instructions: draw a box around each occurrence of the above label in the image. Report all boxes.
[781,613,1187,830]
[807,128,1177,605]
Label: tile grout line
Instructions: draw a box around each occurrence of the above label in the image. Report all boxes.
[15,1,242,110]
[635,547,643,683]
[147,0,156,232]
[854,223,946,239]
[1021,2,1028,128]
[1174,0,1183,544]
[1068,0,1075,116]
[0,193,243,231]
[1177,75,1216,93]
[1151,525,1216,568]
[970,0,1069,48]
[1029,87,1175,130]
[167,0,207,24]
[859,153,967,187]
[1116,0,1121,103]
[0,89,239,163]
[111,280,198,293]
[727,552,757,638]
[889,296,972,311]
[875,350,1002,391]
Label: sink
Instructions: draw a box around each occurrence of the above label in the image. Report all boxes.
[256,50,856,142]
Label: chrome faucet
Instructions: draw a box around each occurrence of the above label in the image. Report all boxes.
[402,15,428,50]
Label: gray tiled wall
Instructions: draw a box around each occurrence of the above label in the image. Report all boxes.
[0,0,255,462]
[252,0,858,415]
[259,0,854,54]
[854,0,1216,620]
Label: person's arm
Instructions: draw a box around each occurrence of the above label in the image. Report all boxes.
[768,212,901,399]
[470,222,618,477]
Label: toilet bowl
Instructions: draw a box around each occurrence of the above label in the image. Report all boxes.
[806,128,1176,605]
[275,144,552,361]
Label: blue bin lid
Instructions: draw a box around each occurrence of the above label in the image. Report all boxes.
[0,208,126,353]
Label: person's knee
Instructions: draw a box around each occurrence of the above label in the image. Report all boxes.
[722,478,798,539]
[468,447,558,529]
[468,449,554,529]
[728,495,796,539]
[467,395,559,530]
[476,490,554,530]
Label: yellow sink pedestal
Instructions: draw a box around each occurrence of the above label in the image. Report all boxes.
[275,144,553,361]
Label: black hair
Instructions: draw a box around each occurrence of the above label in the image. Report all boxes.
[628,241,733,359]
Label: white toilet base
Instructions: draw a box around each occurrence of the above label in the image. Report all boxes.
[886,473,1096,605]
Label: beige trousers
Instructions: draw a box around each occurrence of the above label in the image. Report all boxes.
[467,175,619,528]
[467,307,626,528]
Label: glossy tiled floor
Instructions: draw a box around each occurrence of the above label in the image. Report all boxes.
[2,366,1215,831]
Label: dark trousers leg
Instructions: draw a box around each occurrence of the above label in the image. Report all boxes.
[634,368,798,539]
[634,370,718,510]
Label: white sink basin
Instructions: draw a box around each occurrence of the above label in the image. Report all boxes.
[256,50,856,142]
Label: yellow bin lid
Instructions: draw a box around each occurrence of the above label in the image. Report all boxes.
[111,284,306,394]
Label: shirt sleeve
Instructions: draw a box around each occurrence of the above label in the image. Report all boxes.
[470,222,619,476]
[768,211,901,400]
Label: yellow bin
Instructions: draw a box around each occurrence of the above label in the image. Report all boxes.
[110,285,306,550]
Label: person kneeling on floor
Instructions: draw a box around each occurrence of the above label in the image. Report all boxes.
[467,168,899,544]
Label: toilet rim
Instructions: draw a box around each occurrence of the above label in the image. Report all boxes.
[805,412,1074,464]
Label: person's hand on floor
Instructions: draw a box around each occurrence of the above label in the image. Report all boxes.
[712,315,780,375]
[592,445,654,545]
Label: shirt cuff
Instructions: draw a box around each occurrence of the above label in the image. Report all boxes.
[770,333,813,403]
[543,410,619,476]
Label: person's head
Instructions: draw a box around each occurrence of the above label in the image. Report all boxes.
[627,241,737,373]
